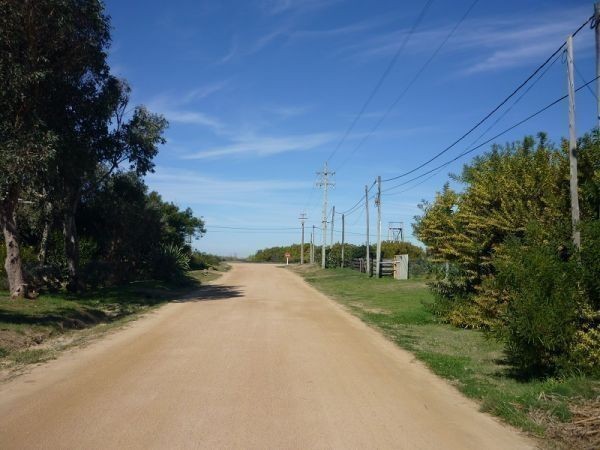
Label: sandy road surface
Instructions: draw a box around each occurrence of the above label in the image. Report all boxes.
[0,263,534,449]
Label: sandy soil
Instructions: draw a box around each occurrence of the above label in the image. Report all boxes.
[0,263,535,449]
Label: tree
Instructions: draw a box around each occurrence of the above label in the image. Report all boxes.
[414,135,570,327]
[51,79,167,290]
[0,0,110,297]
[147,192,206,248]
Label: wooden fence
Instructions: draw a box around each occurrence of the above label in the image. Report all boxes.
[350,258,395,277]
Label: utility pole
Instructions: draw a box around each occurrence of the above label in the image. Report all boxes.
[330,206,335,247]
[567,35,581,249]
[299,213,307,264]
[341,213,345,268]
[375,176,382,278]
[595,2,600,129]
[317,162,335,268]
[310,225,315,264]
[365,185,371,276]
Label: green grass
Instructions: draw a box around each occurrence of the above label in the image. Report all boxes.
[294,265,599,441]
[0,267,228,369]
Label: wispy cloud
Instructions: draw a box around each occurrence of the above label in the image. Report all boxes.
[217,28,289,64]
[459,9,592,73]
[288,15,395,41]
[146,167,311,207]
[161,110,223,129]
[341,5,591,74]
[217,2,385,64]
[259,0,341,16]
[180,80,229,103]
[183,131,335,159]
[265,104,312,118]
[146,82,228,132]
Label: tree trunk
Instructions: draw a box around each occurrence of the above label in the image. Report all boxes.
[63,206,80,292]
[38,201,52,265]
[0,186,28,298]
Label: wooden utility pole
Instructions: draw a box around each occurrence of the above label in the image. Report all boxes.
[365,185,371,276]
[330,206,335,247]
[310,225,315,264]
[375,176,382,278]
[595,2,600,129]
[567,35,581,249]
[341,213,345,268]
[317,162,334,268]
[299,213,307,264]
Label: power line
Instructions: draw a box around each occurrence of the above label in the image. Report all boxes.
[209,225,300,231]
[381,14,593,184]
[207,230,302,234]
[575,64,598,101]
[338,180,376,215]
[326,0,435,164]
[383,75,600,194]
[335,0,480,171]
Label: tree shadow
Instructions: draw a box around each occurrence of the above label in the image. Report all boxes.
[0,282,244,339]
[0,307,109,331]
[173,284,244,303]
[491,356,551,382]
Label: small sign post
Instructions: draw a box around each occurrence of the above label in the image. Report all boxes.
[285,252,291,265]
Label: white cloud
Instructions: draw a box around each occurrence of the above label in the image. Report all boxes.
[288,15,395,41]
[183,132,335,159]
[265,104,312,118]
[217,28,288,64]
[341,5,592,74]
[180,81,229,103]
[146,83,228,132]
[260,0,340,16]
[146,167,311,208]
[161,110,224,130]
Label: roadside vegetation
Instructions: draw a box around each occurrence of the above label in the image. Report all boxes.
[0,263,229,378]
[0,1,209,299]
[294,265,599,449]
[413,133,600,379]
[250,241,428,275]
[0,1,227,378]
[282,132,600,448]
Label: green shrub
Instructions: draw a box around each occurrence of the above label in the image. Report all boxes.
[408,257,432,278]
[190,252,222,270]
[495,236,580,376]
[152,244,190,281]
[580,221,600,310]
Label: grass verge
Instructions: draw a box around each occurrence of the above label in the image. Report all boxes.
[293,265,599,449]
[0,265,229,379]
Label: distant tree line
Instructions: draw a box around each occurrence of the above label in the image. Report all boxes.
[249,240,425,274]
[0,0,204,297]
[414,133,600,376]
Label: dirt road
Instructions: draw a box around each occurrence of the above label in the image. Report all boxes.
[0,263,534,449]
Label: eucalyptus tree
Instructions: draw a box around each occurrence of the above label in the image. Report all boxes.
[1,0,168,294]
[0,0,109,297]
[53,79,168,291]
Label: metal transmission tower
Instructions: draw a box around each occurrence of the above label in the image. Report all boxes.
[299,213,307,264]
[317,162,335,268]
[388,222,404,242]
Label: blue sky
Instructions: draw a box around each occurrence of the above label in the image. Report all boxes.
[106,0,598,257]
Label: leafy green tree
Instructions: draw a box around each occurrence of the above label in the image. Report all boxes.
[0,0,110,297]
[414,135,570,327]
[147,192,206,248]
[48,73,167,291]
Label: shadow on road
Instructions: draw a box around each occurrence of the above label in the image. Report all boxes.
[174,284,244,303]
